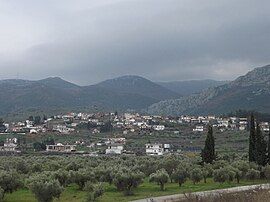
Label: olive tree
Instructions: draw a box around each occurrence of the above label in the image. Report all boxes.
[94,166,115,185]
[0,187,4,202]
[213,168,229,183]
[202,164,213,183]
[27,173,63,202]
[263,165,270,181]
[113,169,144,195]
[53,169,69,187]
[234,168,243,183]
[246,169,260,181]
[190,168,203,185]
[0,170,21,194]
[172,166,189,187]
[84,182,104,202]
[160,157,179,182]
[69,169,95,190]
[149,169,169,191]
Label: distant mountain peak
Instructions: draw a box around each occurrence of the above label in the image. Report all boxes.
[37,77,80,89]
[96,75,181,100]
[103,75,149,83]
[232,64,270,86]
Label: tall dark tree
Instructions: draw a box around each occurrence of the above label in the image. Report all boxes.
[34,116,41,125]
[249,113,256,162]
[100,121,113,133]
[268,131,270,164]
[0,118,6,133]
[256,123,267,166]
[28,116,34,121]
[201,125,215,164]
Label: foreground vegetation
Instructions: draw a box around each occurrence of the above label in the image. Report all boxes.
[0,154,269,202]
[4,178,266,202]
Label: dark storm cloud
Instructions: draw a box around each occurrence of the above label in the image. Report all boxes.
[0,0,270,84]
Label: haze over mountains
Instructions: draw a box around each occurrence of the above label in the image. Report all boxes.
[0,64,269,116]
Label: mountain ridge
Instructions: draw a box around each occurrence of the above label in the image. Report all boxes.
[1,65,269,117]
[147,64,270,115]
[0,75,179,115]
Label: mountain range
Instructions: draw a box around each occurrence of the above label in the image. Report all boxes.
[0,64,269,116]
[0,76,180,116]
[148,65,270,115]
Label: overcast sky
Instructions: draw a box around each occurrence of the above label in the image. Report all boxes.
[0,0,270,85]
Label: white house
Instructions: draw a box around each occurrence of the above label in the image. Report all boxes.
[193,125,204,132]
[105,144,124,155]
[30,129,38,134]
[239,119,248,131]
[260,122,269,132]
[0,138,18,152]
[153,125,165,131]
[0,143,17,152]
[46,143,76,152]
[53,125,74,134]
[145,143,165,155]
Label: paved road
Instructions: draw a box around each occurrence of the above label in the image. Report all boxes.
[131,184,270,202]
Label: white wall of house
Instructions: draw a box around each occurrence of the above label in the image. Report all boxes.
[106,145,124,154]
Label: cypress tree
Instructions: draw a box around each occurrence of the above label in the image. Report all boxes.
[201,125,215,164]
[256,123,267,166]
[248,113,256,162]
[268,131,270,164]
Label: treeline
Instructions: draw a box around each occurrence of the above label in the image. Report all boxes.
[0,154,269,202]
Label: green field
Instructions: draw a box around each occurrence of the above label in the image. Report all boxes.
[4,178,266,202]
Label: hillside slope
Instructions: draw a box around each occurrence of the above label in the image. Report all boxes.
[157,80,228,95]
[148,65,270,115]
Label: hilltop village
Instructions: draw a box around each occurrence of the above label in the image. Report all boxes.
[0,112,269,155]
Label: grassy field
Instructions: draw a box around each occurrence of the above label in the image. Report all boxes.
[4,178,266,202]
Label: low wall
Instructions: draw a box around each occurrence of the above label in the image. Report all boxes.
[132,184,270,202]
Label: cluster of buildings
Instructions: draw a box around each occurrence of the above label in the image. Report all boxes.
[0,111,269,155]
[4,112,269,136]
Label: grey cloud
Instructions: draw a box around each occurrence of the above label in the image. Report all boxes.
[0,0,270,84]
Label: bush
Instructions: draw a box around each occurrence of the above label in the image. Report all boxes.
[149,169,169,191]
